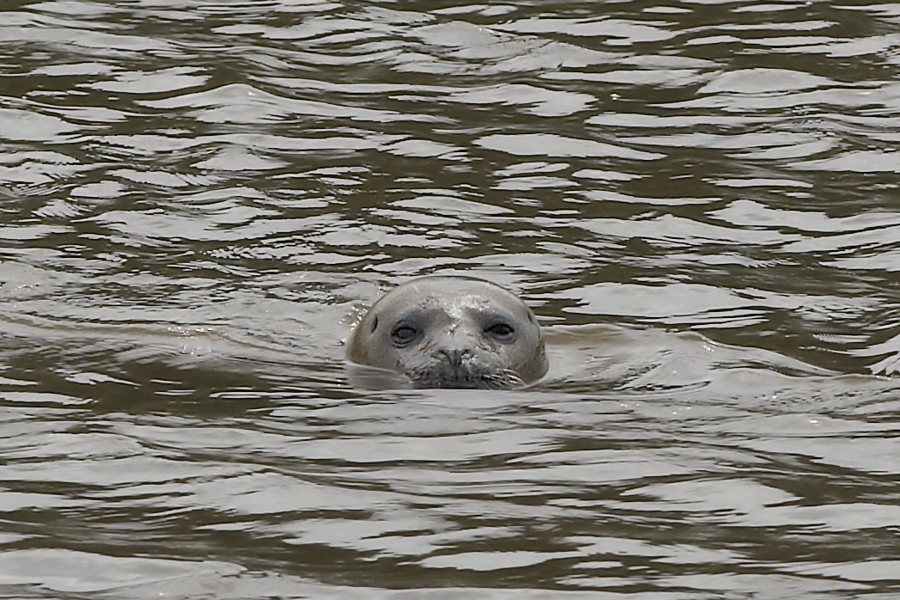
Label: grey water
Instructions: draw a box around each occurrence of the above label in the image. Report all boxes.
[1,0,900,598]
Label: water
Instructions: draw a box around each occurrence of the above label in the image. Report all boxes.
[1,0,899,598]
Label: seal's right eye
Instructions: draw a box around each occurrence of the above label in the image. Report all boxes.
[485,321,516,341]
[390,325,419,347]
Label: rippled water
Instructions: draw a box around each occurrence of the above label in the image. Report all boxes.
[2,0,900,598]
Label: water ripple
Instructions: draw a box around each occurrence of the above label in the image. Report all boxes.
[2,0,900,597]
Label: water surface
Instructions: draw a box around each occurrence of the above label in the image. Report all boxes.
[1,0,900,598]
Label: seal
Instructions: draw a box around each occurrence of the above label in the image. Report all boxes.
[347,276,548,389]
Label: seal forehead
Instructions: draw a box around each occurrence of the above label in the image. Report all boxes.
[404,296,531,340]
[408,278,522,306]
[419,291,499,316]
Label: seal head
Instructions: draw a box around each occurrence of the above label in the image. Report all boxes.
[347,276,548,389]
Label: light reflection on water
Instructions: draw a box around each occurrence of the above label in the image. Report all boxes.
[1,0,899,597]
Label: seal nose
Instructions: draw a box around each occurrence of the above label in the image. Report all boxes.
[438,348,469,368]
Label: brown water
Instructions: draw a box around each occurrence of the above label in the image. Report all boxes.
[1,0,900,598]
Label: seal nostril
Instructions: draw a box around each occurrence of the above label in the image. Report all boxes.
[438,348,469,368]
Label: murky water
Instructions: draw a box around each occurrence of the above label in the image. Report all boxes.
[1,0,899,598]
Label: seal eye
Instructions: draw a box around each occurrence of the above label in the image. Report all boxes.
[390,324,419,347]
[485,322,515,340]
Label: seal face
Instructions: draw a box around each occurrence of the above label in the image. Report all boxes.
[347,276,548,389]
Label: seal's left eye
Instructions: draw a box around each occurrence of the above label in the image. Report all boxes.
[390,325,418,347]
[486,322,515,339]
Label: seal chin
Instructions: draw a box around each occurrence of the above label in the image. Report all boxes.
[407,363,525,390]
